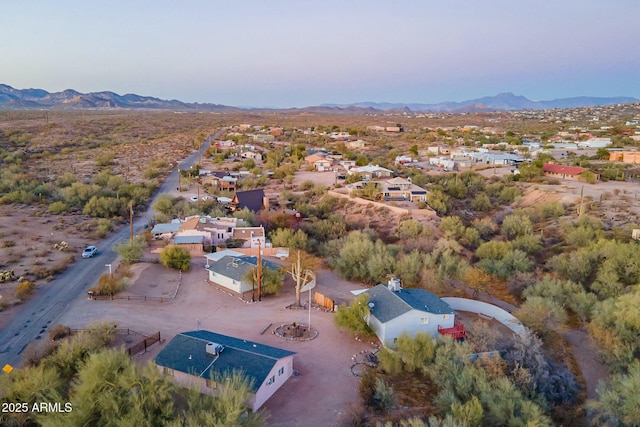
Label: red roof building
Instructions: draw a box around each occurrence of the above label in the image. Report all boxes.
[542,163,599,182]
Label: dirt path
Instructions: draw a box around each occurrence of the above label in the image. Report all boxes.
[563,328,609,401]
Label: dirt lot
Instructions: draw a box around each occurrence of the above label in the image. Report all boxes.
[57,259,376,427]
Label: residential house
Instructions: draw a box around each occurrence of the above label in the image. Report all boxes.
[215,140,237,148]
[172,235,205,256]
[252,134,275,143]
[381,177,428,202]
[231,226,266,249]
[394,155,414,165]
[329,131,350,140]
[542,163,600,182]
[348,139,367,149]
[609,150,640,164]
[155,330,295,412]
[304,153,325,166]
[151,222,182,240]
[240,151,262,160]
[205,255,281,296]
[229,189,268,212]
[347,165,393,180]
[364,280,465,347]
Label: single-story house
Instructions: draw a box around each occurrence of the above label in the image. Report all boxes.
[204,249,244,266]
[542,163,600,182]
[151,222,182,240]
[241,151,262,160]
[155,330,295,412]
[205,255,281,296]
[172,235,205,256]
[347,165,394,179]
[364,280,465,347]
[609,150,640,164]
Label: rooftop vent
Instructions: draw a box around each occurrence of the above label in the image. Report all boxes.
[387,278,402,292]
[206,342,224,356]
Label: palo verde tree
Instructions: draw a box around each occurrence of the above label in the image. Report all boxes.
[160,244,191,272]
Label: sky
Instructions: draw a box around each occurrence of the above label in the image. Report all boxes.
[2,0,639,108]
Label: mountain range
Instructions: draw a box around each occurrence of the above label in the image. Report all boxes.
[0,84,637,113]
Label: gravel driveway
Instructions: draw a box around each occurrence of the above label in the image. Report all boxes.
[58,260,375,427]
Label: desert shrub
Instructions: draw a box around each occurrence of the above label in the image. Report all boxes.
[298,180,316,191]
[48,324,72,341]
[48,201,68,214]
[96,219,113,238]
[143,167,159,179]
[88,274,126,296]
[15,280,36,299]
[498,186,522,202]
[500,214,533,239]
[160,245,191,272]
[114,236,147,264]
[514,296,567,338]
[471,192,492,212]
[95,152,115,166]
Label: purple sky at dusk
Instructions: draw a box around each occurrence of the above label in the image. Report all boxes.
[2,0,639,108]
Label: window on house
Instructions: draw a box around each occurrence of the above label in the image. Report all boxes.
[278,367,284,376]
[443,314,450,320]
[205,379,211,388]
[267,375,275,385]
[420,317,429,325]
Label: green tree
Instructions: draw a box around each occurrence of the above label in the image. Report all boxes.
[160,245,191,271]
[334,293,375,337]
[269,228,309,251]
[114,236,147,264]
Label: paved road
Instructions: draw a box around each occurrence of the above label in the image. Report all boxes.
[0,129,224,369]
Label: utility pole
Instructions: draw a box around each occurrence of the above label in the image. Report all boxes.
[257,240,262,301]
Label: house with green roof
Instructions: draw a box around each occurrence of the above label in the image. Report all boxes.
[364,280,465,347]
[155,330,296,412]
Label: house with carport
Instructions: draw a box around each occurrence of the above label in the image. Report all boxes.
[155,330,295,412]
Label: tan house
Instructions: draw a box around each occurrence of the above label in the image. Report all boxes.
[609,151,640,164]
[542,163,600,182]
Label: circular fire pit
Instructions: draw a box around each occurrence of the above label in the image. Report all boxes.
[274,322,318,341]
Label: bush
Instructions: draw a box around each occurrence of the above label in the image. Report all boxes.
[160,245,191,272]
[88,274,126,296]
[15,280,36,299]
[48,201,68,214]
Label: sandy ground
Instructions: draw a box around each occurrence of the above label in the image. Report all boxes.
[57,258,376,427]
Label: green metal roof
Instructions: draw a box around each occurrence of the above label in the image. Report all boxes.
[155,330,295,392]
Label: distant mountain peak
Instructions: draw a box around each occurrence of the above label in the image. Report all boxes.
[0,84,637,112]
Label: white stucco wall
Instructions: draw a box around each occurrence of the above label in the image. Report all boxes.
[252,355,295,411]
[442,297,526,336]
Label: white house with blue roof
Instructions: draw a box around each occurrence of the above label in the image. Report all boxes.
[156,330,295,412]
[364,280,465,347]
[205,255,282,297]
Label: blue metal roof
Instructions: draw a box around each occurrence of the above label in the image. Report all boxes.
[365,284,453,323]
[155,330,295,391]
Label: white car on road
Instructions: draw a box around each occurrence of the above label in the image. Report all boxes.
[82,245,98,258]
